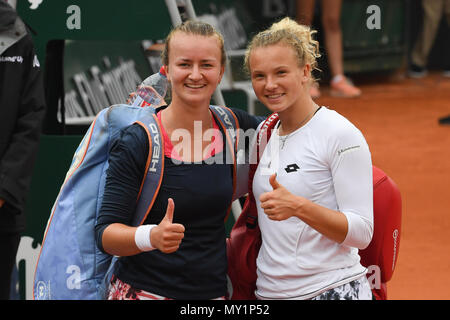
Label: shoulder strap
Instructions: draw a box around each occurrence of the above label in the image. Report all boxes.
[255,112,279,167]
[209,104,239,158]
[246,113,279,228]
[209,105,240,221]
[132,112,164,226]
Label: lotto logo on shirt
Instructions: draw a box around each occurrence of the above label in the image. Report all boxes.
[284,163,300,173]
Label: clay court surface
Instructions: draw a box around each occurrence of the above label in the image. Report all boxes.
[315,72,450,300]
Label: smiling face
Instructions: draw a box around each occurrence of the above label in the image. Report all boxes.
[249,43,310,114]
[165,32,225,108]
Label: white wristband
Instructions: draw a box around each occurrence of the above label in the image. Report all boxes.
[134,224,157,252]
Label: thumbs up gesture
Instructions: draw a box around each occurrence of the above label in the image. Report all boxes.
[259,173,301,221]
[151,198,185,253]
[268,173,281,190]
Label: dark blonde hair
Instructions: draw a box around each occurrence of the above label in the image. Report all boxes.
[244,17,321,81]
[161,20,226,66]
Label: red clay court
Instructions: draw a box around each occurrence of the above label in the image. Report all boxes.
[316,72,450,300]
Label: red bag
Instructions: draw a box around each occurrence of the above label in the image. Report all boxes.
[227,113,402,300]
[226,196,261,299]
[226,114,278,300]
[359,166,402,300]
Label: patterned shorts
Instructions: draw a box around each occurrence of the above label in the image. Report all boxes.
[107,275,225,300]
[107,275,171,300]
[311,276,374,300]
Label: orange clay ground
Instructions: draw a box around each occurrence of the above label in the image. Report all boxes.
[315,71,450,300]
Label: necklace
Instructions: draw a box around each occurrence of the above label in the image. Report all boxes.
[279,134,289,149]
[278,105,320,149]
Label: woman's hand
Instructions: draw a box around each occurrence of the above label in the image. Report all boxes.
[260,174,348,244]
[101,199,185,256]
[259,174,304,221]
[150,198,185,253]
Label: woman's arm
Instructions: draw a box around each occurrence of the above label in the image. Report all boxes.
[259,126,373,249]
[95,125,185,256]
[101,198,185,256]
[94,124,148,254]
[101,223,142,256]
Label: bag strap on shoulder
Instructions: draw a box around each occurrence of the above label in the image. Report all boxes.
[132,112,164,226]
[209,105,240,159]
[209,105,240,221]
[246,113,279,228]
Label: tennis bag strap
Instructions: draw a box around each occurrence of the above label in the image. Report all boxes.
[132,113,165,226]
[209,105,241,221]
[227,113,279,300]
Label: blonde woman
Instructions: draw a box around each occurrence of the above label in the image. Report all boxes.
[245,17,374,300]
